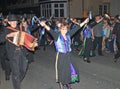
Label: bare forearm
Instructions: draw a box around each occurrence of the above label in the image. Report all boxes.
[71,18,89,27]
[44,24,51,31]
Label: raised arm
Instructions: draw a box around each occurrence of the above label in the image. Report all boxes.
[69,18,89,37]
[39,21,59,41]
[71,18,89,27]
[40,21,51,31]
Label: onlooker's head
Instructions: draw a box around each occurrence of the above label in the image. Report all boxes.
[95,15,101,22]
[8,14,18,28]
[115,15,120,22]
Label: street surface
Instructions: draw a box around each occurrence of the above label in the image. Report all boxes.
[0,45,120,89]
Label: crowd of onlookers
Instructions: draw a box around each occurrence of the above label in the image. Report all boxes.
[0,12,120,89]
[0,13,120,56]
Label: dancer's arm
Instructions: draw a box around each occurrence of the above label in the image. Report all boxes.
[40,21,59,41]
[69,18,89,37]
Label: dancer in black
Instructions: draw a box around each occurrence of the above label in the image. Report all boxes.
[39,18,89,89]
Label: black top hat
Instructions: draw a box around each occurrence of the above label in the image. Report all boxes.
[8,14,18,21]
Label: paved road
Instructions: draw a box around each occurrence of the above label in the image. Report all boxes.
[0,45,120,89]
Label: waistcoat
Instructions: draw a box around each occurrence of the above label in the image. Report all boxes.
[55,34,71,53]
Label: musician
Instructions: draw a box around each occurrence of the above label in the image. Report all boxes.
[39,18,89,89]
[2,14,29,89]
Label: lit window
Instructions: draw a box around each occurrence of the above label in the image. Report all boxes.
[40,3,52,18]
[60,4,64,8]
[104,5,107,13]
[55,9,59,17]
[60,9,64,17]
[54,4,58,8]
[54,3,65,18]
[99,5,103,15]
[99,4,109,15]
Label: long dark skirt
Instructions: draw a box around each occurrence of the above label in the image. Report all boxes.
[55,52,79,84]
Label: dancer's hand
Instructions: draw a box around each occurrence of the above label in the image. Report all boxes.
[40,21,46,27]
[84,18,89,24]
[40,21,51,31]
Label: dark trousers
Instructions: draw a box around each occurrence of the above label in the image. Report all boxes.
[2,59,11,78]
[0,45,11,79]
[27,51,34,64]
[83,38,93,59]
[0,45,6,70]
[108,40,114,53]
[93,36,103,55]
[38,34,47,50]
[10,49,28,89]
[115,41,120,59]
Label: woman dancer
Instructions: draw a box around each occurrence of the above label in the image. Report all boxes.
[40,18,89,89]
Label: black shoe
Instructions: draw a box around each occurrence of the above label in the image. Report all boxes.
[114,56,119,62]
[87,59,91,63]
[114,54,120,59]
[43,48,46,51]
[114,59,118,62]
[28,59,34,64]
[5,75,10,81]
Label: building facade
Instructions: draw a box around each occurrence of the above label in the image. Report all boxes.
[38,0,113,18]
[2,0,120,18]
[69,0,111,18]
[5,0,39,15]
[110,0,120,16]
[39,0,67,18]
